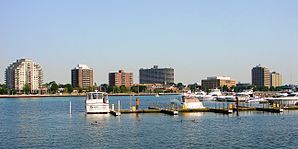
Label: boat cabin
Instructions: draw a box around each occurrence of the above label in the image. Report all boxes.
[86,92,109,103]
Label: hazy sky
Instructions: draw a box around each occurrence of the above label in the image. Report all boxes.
[1,0,298,85]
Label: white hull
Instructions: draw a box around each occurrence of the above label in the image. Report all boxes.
[183,102,205,109]
[86,102,110,114]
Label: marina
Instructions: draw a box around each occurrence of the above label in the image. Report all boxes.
[81,91,298,117]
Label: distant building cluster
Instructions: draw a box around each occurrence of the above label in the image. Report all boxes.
[4,58,285,93]
[252,65,282,88]
[5,59,43,93]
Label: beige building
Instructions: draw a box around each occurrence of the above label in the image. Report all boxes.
[5,59,43,93]
[270,72,282,87]
[201,76,236,91]
[251,65,271,87]
[71,64,93,89]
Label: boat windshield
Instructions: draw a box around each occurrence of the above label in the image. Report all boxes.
[88,93,103,100]
[288,94,298,97]
[182,96,200,103]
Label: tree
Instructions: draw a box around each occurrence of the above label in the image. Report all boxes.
[222,85,229,92]
[100,84,108,92]
[107,86,113,93]
[65,84,73,94]
[176,83,185,90]
[23,84,31,94]
[0,86,8,95]
[113,86,120,93]
[253,86,269,92]
[230,86,236,92]
[130,85,147,93]
[50,81,58,94]
[187,83,199,92]
[119,85,129,93]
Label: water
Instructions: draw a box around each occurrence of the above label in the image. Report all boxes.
[1,96,298,148]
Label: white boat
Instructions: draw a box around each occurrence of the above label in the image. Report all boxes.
[266,92,298,106]
[216,95,236,102]
[85,91,110,114]
[235,90,254,102]
[247,98,266,103]
[194,91,206,98]
[181,94,205,109]
[203,89,222,100]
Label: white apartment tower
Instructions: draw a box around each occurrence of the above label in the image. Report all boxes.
[5,59,43,93]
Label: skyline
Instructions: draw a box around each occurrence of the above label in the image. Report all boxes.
[1,0,298,84]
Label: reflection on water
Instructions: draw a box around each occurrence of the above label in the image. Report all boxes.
[1,96,298,148]
[182,112,204,118]
[85,114,110,122]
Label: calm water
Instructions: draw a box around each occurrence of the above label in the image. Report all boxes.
[0,95,298,149]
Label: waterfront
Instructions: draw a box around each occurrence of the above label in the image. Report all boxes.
[1,95,298,148]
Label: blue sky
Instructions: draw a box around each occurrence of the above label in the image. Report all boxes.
[1,0,298,85]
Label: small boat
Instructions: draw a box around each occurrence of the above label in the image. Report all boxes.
[85,91,110,114]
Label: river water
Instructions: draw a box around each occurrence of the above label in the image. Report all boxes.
[0,95,297,148]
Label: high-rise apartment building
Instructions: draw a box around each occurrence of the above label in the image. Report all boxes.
[71,64,93,89]
[5,59,43,92]
[271,72,282,87]
[109,70,133,87]
[251,65,271,87]
[201,76,236,91]
[139,65,174,85]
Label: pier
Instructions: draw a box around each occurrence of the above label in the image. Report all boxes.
[209,108,233,114]
[256,108,283,113]
[148,106,178,115]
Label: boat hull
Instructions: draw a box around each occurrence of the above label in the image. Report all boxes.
[86,103,110,114]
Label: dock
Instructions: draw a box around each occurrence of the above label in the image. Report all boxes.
[209,108,233,114]
[110,110,121,116]
[148,106,178,115]
[256,108,283,113]
[104,103,298,116]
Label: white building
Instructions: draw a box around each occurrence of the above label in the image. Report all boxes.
[5,59,43,93]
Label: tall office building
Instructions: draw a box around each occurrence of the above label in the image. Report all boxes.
[251,65,270,87]
[271,72,282,87]
[5,59,43,92]
[139,65,174,85]
[201,76,236,91]
[71,64,93,89]
[109,70,133,87]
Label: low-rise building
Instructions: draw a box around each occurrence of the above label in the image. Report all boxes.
[201,76,236,91]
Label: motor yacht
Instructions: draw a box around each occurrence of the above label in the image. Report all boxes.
[178,93,205,109]
[85,91,110,114]
[266,92,298,106]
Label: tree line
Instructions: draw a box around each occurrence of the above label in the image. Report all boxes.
[0,82,295,95]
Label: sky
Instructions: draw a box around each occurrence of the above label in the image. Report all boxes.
[0,0,298,85]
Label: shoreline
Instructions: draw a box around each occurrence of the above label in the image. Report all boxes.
[0,93,181,98]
